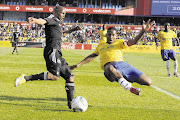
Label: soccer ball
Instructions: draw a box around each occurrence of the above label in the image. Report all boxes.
[71,96,88,112]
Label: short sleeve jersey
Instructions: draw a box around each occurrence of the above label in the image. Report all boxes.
[157,30,177,50]
[94,39,128,69]
[99,30,107,43]
[44,15,63,51]
[13,32,20,41]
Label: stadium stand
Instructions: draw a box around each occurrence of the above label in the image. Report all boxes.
[0,0,179,44]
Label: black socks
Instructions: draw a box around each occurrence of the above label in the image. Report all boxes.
[65,82,75,109]
[24,72,48,81]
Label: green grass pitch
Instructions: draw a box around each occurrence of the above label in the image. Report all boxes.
[0,47,180,120]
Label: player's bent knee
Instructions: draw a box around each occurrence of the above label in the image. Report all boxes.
[146,78,152,86]
[139,74,152,86]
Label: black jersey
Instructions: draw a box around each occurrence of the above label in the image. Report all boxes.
[44,15,63,51]
[13,32,20,41]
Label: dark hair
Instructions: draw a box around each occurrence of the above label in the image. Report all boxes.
[53,6,64,15]
[107,27,117,32]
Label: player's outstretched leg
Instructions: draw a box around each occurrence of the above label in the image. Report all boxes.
[15,74,27,87]
[104,64,141,95]
[15,72,50,87]
[136,73,152,86]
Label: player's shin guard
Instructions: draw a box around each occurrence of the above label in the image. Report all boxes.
[117,77,132,90]
[174,60,178,73]
[166,60,170,75]
[65,82,75,109]
[24,72,48,81]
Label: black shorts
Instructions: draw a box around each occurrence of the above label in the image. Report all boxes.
[44,47,74,80]
[14,39,19,45]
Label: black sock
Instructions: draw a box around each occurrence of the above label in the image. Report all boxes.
[65,82,75,109]
[24,72,48,81]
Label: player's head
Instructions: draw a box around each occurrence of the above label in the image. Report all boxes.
[106,27,117,44]
[53,6,66,22]
[164,22,170,31]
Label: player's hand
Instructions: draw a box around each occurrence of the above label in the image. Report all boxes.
[28,17,36,24]
[69,65,78,70]
[142,19,155,32]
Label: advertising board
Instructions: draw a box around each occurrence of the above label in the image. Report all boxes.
[151,0,180,15]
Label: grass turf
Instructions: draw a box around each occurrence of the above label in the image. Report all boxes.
[0,47,179,120]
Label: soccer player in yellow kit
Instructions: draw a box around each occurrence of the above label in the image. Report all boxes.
[99,24,107,43]
[70,20,155,95]
[155,22,180,77]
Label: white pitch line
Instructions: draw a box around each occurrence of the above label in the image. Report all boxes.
[151,85,180,100]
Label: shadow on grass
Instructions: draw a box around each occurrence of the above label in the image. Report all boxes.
[0,95,66,101]
[0,95,71,112]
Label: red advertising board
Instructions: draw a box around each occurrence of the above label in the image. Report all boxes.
[61,43,92,50]
[0,5,115,14]
[0,5,54,12]
[83,44,92,50]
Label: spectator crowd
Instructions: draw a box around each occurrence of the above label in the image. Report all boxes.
[0,21,179,45]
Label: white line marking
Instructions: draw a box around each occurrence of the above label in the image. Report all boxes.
[151,85,180,100]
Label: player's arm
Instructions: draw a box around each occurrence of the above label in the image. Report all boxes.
[127,19,155,46]
[175,37,180,47]
[28,17,47,25]
[70,53,98,70]
[63,24,83,37]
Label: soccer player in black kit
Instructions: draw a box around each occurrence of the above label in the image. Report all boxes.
[15,6,83,109]
[12,27,20,54]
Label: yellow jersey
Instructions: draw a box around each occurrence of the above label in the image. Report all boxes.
[157,30,177,50]
[99,30,107,43]
[94,39,128,69]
